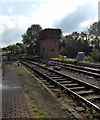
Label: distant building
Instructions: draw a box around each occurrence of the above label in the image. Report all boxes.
[39,28,61,59]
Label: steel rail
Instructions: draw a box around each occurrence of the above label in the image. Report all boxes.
[21,61,100,112]
[52,60,100,69]
[50,61,100,78]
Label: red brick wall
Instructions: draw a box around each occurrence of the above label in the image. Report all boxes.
[39,39,59,58]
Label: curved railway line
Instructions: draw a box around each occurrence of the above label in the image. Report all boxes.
[21,60,100,114]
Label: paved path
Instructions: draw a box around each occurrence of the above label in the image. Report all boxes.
[2,64,34,119]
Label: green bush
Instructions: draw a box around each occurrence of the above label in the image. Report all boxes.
[83,56,94,62]
[91,48,100,62]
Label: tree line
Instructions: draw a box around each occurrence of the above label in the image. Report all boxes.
[2,21,100,62]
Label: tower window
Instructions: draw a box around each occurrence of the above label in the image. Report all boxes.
[51,48,55,52]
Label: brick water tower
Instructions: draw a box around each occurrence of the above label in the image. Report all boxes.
[39,28,61,59]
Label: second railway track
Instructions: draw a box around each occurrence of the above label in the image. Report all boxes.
[46,60,100,78]
[21,60,100,115]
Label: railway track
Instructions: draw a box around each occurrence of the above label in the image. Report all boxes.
[21,60,100,113]
[45,60,100,78]
[51,60,100,69]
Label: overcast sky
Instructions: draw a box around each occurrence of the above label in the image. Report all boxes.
[0,0,99,47]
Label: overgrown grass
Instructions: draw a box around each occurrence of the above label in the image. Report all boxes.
[32,104,44,118]
[51,58,76,61]
[12,62,32,85]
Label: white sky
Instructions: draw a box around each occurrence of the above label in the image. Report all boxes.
[0,0,99,47]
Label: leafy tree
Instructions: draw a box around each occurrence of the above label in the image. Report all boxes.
[60,32,90,58]
[16,43,26,54]
[22,24,42,55]
[22,24,42,45]
[6,44,21,55]
[88,21,100,49]
[2,47,8,53]
[2,43,27,59]
[88,21,100,61]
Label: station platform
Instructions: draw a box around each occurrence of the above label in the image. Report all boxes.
[2,63,34,119]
